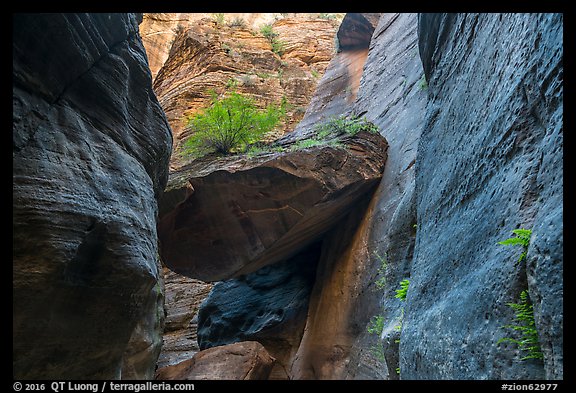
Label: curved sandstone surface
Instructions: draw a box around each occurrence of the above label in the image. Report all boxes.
[13,13,172,379]
[158,130,387,282]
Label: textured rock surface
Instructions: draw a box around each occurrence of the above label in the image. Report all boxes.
[121,267,165,379]
[158,130,388,282]
[148,15,341,170]
[156,267,213,369]
[292,13,380,137]
[400,13,563,379]
[289,13,427,380]
[289,198,374,379]
[155,341,275,380]
[197,244,319,379]
[140,13,343,83]
[139,13,190,81]
[345,12,428,380]
[284,13,428,380]
[13,13,172,379]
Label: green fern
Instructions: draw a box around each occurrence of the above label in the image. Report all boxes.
[395,279,410,301]
[498,228,532,263]
[497,290,543,361]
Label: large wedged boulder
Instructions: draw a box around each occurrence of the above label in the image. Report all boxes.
[13,13,172,379]
[158,130,388,282]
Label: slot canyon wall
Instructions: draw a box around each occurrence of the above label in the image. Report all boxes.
[153,12,562,380]
[13,12,562,381]
[13,13,173,379]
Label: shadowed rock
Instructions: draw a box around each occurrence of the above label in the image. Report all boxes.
[13,13,172,379]
[197,243,320,379]
[158,129,388,282]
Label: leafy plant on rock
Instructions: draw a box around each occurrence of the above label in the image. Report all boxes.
[184,89,286,157]
[367,315,384,336]
[497,227,542,362]
[313,114,379,139]
[395,279,410,301]
[497,290,544,361]
[260,24,286,56]
[498,228,532,264]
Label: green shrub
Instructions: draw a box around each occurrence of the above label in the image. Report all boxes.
[259,24,285,56]
[318,13,338,20]
[228,16,246,28]
[291,138,323,150]
[259,24,277,40]
[498,290,544,361]
[212,13,225,26]
[367,315,385,335]
[184,90,286,157]
[498,228,532,264]
[271,39,286,56]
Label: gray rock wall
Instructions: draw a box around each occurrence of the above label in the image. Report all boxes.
[13,13,172,379]
[401,13,563,379]
[344,12,428,380]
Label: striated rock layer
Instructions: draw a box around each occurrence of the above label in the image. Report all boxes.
[13,13,172,379]
[156,267,213,370]
[148,15,341,170]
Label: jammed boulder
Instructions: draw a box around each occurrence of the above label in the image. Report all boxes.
[158,129,388,282]
[155,341,275,380]
[13,13,172,379]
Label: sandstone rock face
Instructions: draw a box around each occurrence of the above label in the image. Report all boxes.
[197,245,319,379]
[147,15,341,170]
[158,130,388,282]
[283,13,426,379]
[139,13,190,80]
[289,13,427,380]
[400,13,563,379]
[156,267,213,369]
[13,13,172,379]
[292,13,381,137]
[121,268,165,379]
[155,341,275,380]
[140,13,343,83]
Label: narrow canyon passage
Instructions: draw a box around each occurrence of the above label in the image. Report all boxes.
[13,12,563,381]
